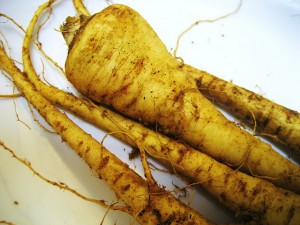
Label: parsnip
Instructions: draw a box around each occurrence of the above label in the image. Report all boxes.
[1,1,300,224]
[70,0,300,155]
[182,64,300,152]
[72,0,300,154]
[63,4,300,193]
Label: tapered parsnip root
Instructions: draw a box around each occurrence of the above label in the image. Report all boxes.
[63,4,300,193]
[182,64,300,153]
[2,2,300,224]
[0,3,215,225]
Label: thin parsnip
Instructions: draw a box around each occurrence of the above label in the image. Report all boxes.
[182,64,300,152]
[63,4,300,193]
[0,30,214,225]
[1,1,300,224]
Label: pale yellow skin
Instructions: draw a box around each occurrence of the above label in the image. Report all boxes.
[65,4,300,194]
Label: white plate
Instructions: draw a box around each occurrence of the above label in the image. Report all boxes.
[0,0,300,224]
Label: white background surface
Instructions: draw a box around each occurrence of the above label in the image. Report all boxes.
[0,0,300,224]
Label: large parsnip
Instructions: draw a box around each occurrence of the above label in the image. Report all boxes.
[66,5,300,195]
[63,4,300,193]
